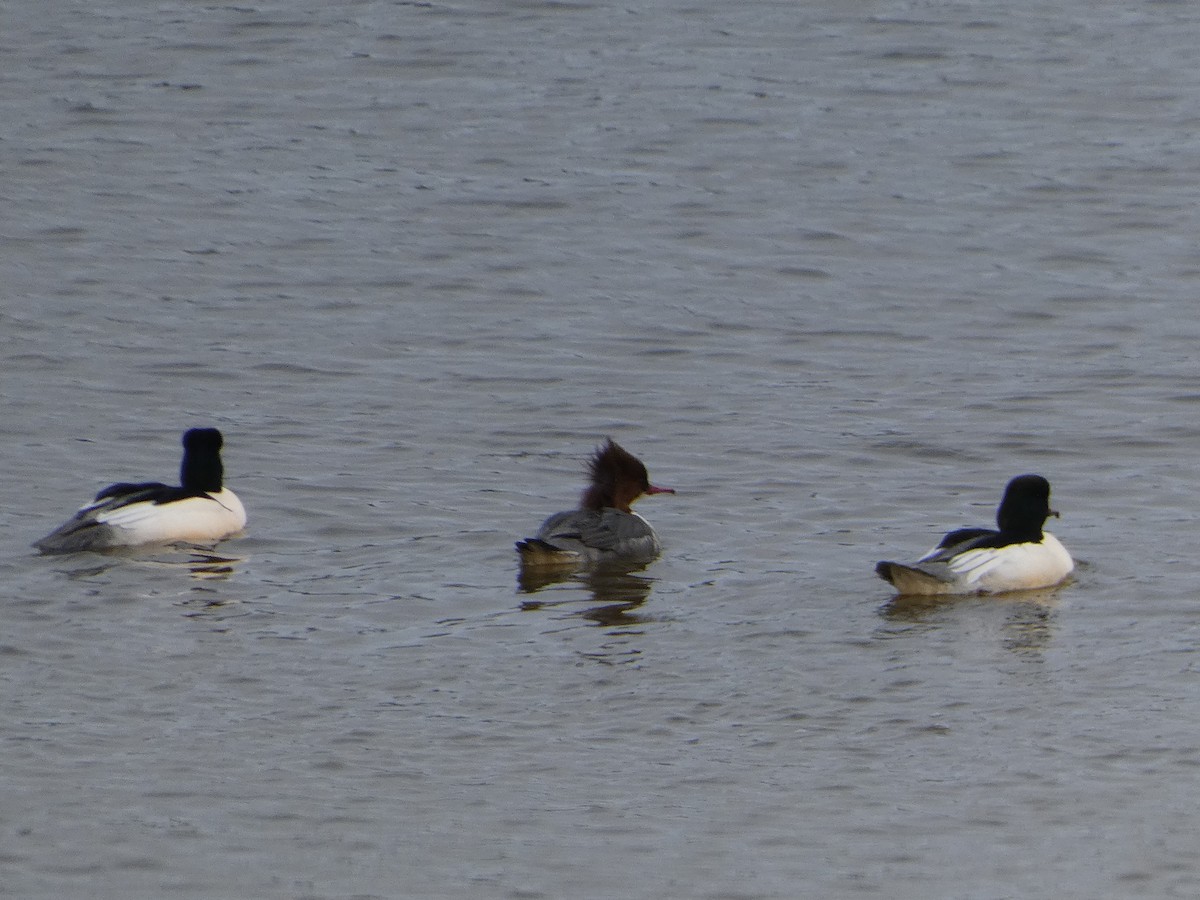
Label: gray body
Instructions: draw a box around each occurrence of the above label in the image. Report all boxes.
[520,507,661,565]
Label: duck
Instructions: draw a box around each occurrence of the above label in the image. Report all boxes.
[34,427,247,554]
[875,474,1073,595]
[516,439,675,567]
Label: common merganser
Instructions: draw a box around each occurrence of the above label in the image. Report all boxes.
[875,474,1073,595]
[516,439,675,567]
[34,427,247,554]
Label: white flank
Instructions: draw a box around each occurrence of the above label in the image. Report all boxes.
[895,532,1074,595]
[96,488,247,546]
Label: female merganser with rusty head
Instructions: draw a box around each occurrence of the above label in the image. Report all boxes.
[875,474,1073,595]
[516,439,675,567]
[34,427,247,554]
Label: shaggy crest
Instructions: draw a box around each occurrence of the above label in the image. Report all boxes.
[581,439,652,512]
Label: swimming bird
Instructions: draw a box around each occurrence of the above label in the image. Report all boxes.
[516,439,675,567]
[34,427,247,554]
[875,474,1073,595]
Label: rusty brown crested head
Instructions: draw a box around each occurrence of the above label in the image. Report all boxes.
[580,439,674,513]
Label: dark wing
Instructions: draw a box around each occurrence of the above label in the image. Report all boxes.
[919,527,999,563]
[93,481,181,505]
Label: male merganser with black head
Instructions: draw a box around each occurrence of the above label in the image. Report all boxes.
[875,474,1073,595]
[34,428,247,554]
[516,439,675,567]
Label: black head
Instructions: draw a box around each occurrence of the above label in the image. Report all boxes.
[180,427,226,492]
[995,474,1056,540]
[183,428,223,453]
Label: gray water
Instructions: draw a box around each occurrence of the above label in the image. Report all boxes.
[5,0,1200,897]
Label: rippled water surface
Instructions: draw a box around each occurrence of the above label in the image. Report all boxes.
[6,1,1200,897]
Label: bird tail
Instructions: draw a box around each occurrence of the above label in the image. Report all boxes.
[875,561,955,595]
[516,538,580,567]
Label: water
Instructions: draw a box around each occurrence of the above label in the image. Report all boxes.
[5,0,1200,897]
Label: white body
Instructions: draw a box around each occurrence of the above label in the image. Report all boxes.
[887,532,1074,596]
[36,488,246,553]
[94,488,247,547]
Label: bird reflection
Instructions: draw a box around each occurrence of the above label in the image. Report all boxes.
[1000,604,1055,655]
[183,551,241,580]
[52,546,245,581]
[517,558,587,594]
[579,601,648,627]
[881,583,1065,620]
[518,566,655,627]
[879,585,1064,655]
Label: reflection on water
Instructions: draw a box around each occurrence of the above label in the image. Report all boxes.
[1000,605,1056,655]
[182,552,242,580]
[518,566,656,628]
[879,586,1065,656]
[578,601,650,628]
[179,591,246,619]
[516,559,590,595]
[41,546,245,582]
[517,558,655,599]
[880,584,1064,620]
